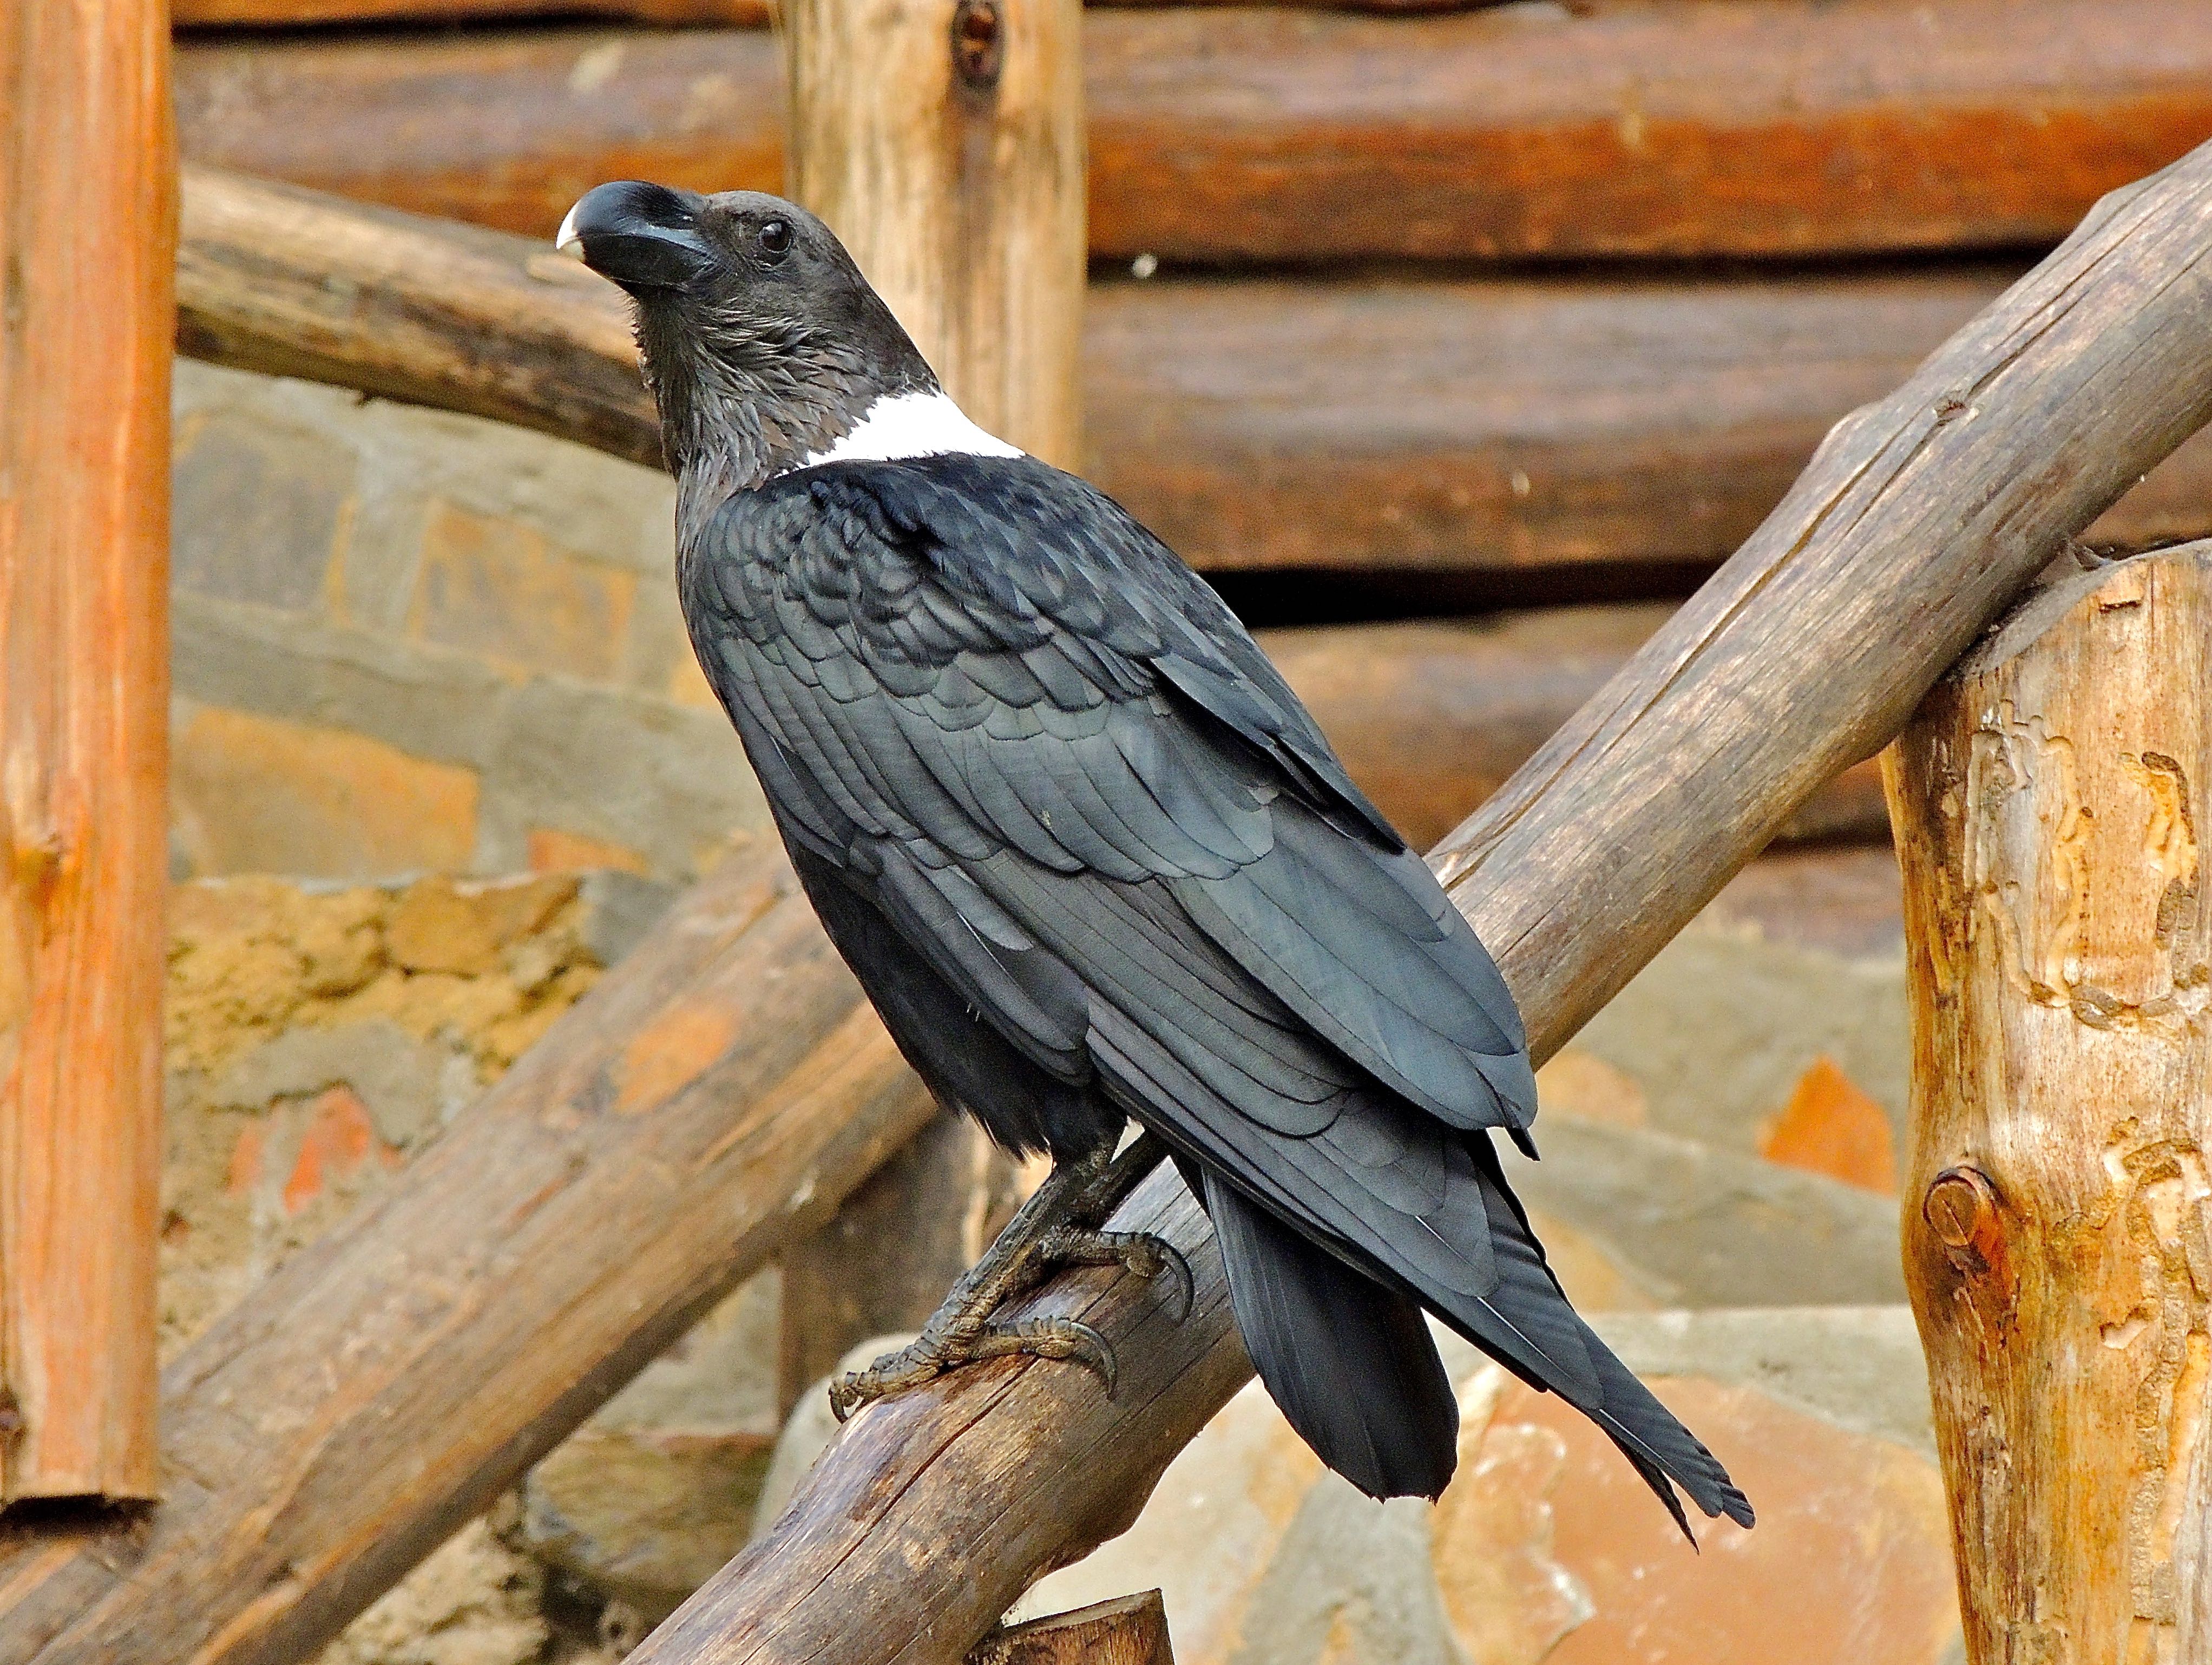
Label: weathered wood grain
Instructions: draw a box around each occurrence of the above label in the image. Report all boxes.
[0,839,938,1664]
[1887,546,2212,1664]
[1431,151,2212,1061]
[969,1592,1174,1665]
[174,172,2212,584]
[622,143,2212,1665]
[783,0,1083,466]
[0,0,174,1503]
[172,1,2212,261]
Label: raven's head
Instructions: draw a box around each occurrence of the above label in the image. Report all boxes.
[559,181,936,491]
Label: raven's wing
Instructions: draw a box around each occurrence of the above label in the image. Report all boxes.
[685,455,1535,1136]
[681,454,1748,1525]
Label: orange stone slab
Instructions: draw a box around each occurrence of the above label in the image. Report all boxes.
[1492,1376,1960,1665]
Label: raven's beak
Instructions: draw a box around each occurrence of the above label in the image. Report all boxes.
[557,180,714,291]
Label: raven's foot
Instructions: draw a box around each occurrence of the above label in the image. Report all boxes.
[828,1133,1183,1422]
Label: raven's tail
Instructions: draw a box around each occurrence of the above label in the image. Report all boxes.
[1456,1135,1756,1535]
[1205,1169,1460,1502]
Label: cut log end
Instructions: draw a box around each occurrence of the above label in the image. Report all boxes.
[968,1591,1174,1664]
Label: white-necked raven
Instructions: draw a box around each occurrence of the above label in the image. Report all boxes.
[558,180,1751,1529]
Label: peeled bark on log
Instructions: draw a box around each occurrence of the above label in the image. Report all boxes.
[0,838,937,1665]
[170,1,2212,261]
[624,145,2212,1665]
[1887,545,2212,1663]
[0,0,174,1503]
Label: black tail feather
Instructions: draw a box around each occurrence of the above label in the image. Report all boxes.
[1205,1169,1460,1502]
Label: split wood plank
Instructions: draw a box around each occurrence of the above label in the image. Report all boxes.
[0,0,175,1502]
[1887,545,2212,1663]
[968,1592,1174,1665]
[173,169,2212,584]
[0,837,938,1664]
[623,140,2212,1665]
[171,0,2212,261]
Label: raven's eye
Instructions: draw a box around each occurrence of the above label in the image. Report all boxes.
[758,219,792,261]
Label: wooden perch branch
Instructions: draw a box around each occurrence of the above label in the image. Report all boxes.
[627,146,2212,1665]
[177,164,662,470]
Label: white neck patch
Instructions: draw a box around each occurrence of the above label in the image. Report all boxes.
[800,390,1024,470]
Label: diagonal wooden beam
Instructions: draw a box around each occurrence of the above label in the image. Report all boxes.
[627,145,2212,1665]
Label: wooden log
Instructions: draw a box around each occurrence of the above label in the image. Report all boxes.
[176,165,662,470]
[1886,545,2212,1663]
[0,838,939,1664]
[783,0,1083,466]
[178,0,771,25]
[622,143,2212,1665]
[172,171,2212,584]
[777,1109,1022,1419]
[968,1592,1173,1665]
[170,1,2212,261]
[0,0,174,1502]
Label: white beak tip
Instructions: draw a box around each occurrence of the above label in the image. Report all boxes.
[555,202,585,260]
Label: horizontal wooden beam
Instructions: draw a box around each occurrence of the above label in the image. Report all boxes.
[170,0,1494,26]
[176,0,770,24]
[174,0,2212,262]
[631,142,2212,1665]
[176,168,2212,586]
[0,838,940,1665]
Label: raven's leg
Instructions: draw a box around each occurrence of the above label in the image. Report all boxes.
[827,1132,1184,1420]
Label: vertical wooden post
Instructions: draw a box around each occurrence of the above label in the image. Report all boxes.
[0,0,174,1500]
[1887,543,2212,1663]
[775,0,1084,1406]
[782,0,1085,466]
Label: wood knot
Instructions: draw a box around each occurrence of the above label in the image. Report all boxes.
[0,1387,23,1442]
[950,0,1003,90]
[1925,1165,2010,1286]
[1926,1166,1998,1246]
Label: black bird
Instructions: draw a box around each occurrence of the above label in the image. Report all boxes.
[557,179,1752,1530]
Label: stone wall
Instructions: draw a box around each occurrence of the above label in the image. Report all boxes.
[170,359,764,884]
[159,869,779,1665]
